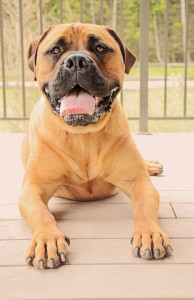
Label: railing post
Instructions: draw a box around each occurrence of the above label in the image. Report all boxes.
[18,0,26,117]
[39,0,43,34]
[0,0,6,117]
[164,0,169,118]
[183,0,189,117]
[59,0,63,23]
[99,0,103,25]
[120,0,124,107]
[139,0,149,132]
[80,0,83,22]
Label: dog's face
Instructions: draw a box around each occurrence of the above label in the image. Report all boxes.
[28,23,136,129]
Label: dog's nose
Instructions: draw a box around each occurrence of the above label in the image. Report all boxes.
[64,54,90,72]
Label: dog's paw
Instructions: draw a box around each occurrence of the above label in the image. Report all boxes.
[131,222,173,260]
[25,228,70,269]
[146,160,163,176]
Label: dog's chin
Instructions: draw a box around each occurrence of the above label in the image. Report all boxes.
[63,114,100,127]
[43,84,119,127]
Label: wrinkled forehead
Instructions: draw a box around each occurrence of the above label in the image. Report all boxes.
[38,23,119,51]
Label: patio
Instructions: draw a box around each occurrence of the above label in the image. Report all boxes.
[0,132,194,299]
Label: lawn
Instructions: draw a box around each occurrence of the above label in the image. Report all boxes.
[129,64,194,79]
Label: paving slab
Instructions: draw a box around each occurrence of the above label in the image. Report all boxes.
[0,203,175,220]
[171,203,194,218]
[134,133,194,191]
[1,189,194,205]
[159,191,194,203]
[1,265,194,300]
[0,219,194,240]
[0,239,193,267]
[50,192,130,204]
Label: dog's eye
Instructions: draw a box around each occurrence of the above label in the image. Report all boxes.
[95,45,105,52]
[51,47,61,55]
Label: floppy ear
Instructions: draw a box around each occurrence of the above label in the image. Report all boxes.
[124,46,136,74]
[27,27,52,80]
[27,36,41,74]
[105,27,136,74]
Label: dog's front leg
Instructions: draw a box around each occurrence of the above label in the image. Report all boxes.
[19,182,69,269]
[105,151,173,260]
[126,179,173,259]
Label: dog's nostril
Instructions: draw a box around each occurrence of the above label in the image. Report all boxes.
[78,57,88,69]
[65,58,74,69]
[64,54,90,71]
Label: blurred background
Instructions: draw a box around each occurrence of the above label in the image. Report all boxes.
[0,0,194,133]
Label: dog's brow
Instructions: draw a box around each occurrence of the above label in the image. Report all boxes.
[87,34,100,43]
[53,37,66,47]
[87,34,113,52]
[43,37,67,55]
[106,29,125,63]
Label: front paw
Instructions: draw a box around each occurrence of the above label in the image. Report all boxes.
[146,160,163,176]
[26,228,70,269]
[131,222,173,260]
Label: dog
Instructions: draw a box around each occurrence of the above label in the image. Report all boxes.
[19,23,173,269]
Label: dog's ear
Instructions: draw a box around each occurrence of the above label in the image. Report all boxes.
[27,27,52,80]
[27,36,41,74]
[105,27,136,74]
[124,46,136,74]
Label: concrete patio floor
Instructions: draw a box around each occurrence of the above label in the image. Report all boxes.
[0,132,194,300]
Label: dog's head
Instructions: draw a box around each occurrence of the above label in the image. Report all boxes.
[28,23,136,130]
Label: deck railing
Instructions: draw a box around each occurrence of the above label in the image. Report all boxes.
[0,0,193,132]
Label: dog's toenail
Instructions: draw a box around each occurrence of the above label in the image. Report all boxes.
[38,260,45,270]
[134,247,140,257]
[145,249,152,259]
[166,246,173,255]
[48,258,55,268]
[60,253,66,263]
[26,257,33,266]
[154,248,160,259]
[64,236,70,246]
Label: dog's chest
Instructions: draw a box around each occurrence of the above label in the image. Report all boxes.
[62,134,104,184]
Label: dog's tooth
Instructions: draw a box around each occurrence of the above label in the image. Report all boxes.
[45,87,49,93]
[111,87,118,92]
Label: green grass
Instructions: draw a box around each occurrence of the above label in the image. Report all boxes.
[1,82,194,133]
[129,65,194,79]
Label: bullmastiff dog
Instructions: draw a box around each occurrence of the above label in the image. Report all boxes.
[19,23,173,269]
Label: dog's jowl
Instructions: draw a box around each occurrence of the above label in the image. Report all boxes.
[19,23,173,269]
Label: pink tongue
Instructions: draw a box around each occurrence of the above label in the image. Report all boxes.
[60,88,95,116]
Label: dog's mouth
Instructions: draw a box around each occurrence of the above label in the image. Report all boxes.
[44,85,119,126]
